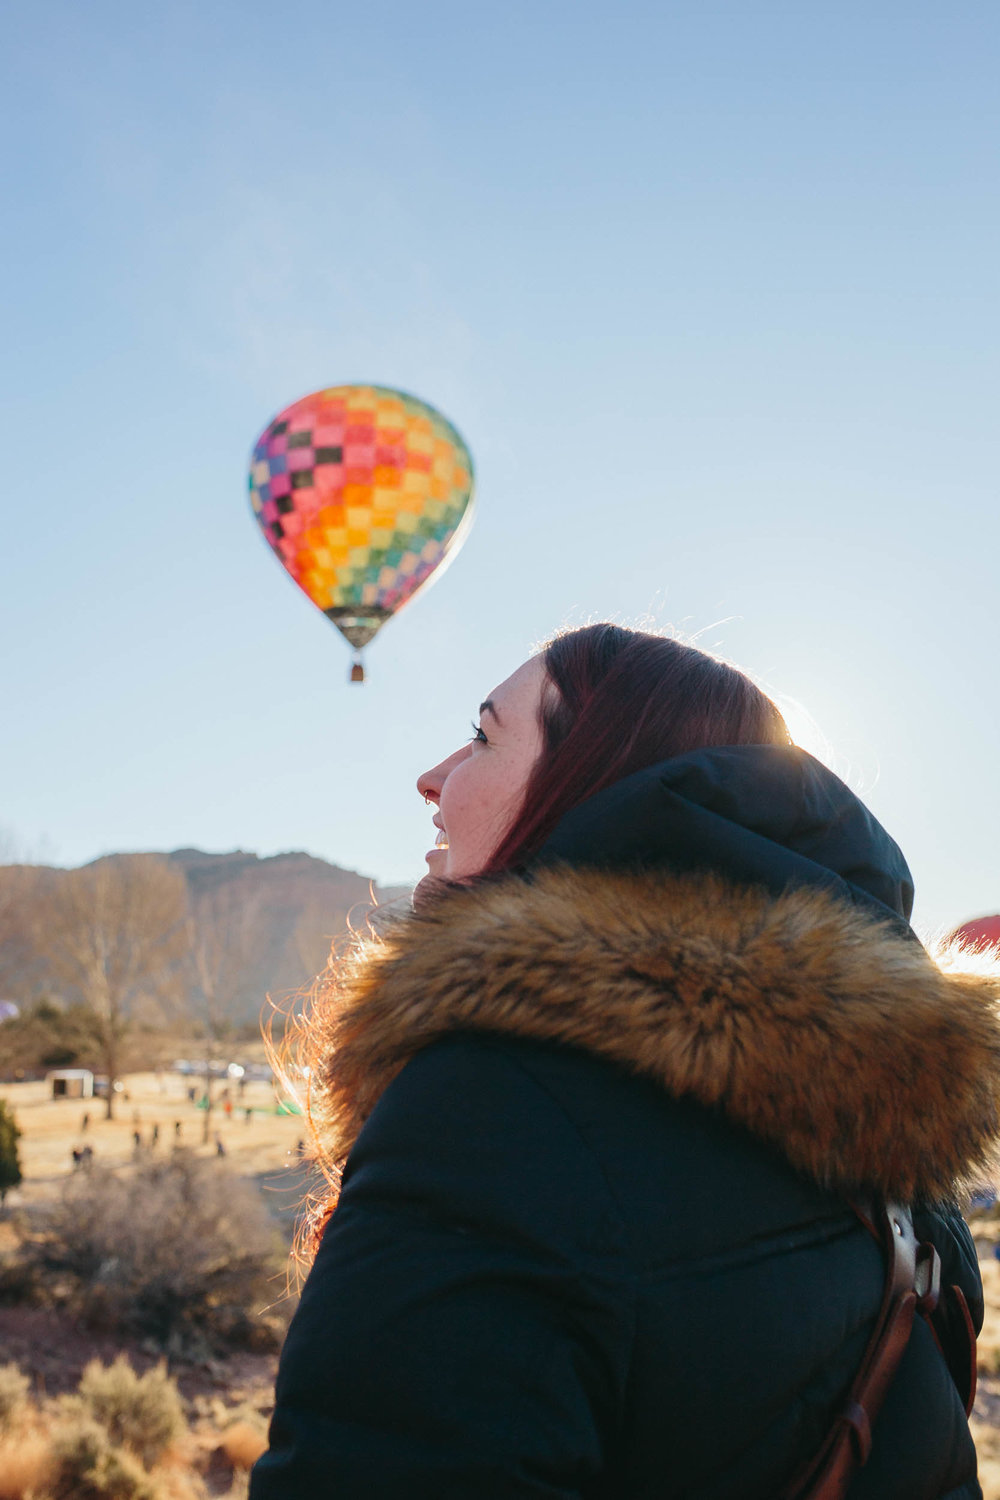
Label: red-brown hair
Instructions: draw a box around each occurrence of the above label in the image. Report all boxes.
[486,624,791,872]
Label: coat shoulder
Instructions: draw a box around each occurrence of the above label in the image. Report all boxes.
[342,1032,632,1262]
[348,1031,854,1271]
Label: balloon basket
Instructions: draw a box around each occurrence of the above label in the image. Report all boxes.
[350,661,365,683]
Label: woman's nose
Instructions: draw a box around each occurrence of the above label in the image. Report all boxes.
[417,760,446,804]
[417,747,467,804]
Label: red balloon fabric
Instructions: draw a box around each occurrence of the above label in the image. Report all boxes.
[949,914,1000,951]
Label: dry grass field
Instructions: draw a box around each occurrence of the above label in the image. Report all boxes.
[0,1068,315,1495]
[0,1069,309,1204]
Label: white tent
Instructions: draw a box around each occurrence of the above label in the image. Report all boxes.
[47,1068,95,1099]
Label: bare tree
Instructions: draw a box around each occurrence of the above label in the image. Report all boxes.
[289,882,396,987]
[291,899,343,988]
[0,866,40,1001]
[0,828,53,1005]
[186,883,266,1142]
[47,856,190,1118]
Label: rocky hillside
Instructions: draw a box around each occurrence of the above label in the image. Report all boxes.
[0,849,411,1027]
[167,847,410,1020]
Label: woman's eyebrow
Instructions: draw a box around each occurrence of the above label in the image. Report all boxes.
[480,699,503,727]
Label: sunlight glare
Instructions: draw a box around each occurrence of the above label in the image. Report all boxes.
[773,693,837,773]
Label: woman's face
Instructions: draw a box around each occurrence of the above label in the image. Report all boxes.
[416,655,548,881]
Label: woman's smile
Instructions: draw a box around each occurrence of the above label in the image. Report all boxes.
[426,819,450,859]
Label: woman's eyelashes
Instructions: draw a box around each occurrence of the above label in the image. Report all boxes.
[469,721,489,744]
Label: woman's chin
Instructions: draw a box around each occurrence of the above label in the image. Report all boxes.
[423,847,450,878]
[413,871,452,911]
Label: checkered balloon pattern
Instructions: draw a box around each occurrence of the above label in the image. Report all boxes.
[249,385,475,651]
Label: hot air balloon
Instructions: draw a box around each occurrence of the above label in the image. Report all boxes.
[249,385,475,680]
[949,914,1000,952]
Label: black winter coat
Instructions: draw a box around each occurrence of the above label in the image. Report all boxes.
[251,748,997,1499]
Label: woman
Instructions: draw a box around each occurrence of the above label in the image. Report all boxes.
[251,625,997,1499]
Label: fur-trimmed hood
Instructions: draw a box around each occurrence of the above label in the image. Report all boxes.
[307,867,1000,1205]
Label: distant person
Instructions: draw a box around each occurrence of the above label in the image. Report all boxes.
[71,1146,82,1170]
[173,1120,182,1141]
[151,1122,160,1147]
[80,1112,89,1132]
[244,1106,253,1125]
[223,1097,233,1119]
[215,1133,226,1158]
[132,1129,142,1152]
[251,625,992,1499]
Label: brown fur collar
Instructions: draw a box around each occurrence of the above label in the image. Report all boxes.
[304,867,1000,1204]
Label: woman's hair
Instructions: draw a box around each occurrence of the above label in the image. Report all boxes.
[485,624,791,872]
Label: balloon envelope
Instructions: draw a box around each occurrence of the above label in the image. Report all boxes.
[249,385,475,657]
[949,914,1000,952]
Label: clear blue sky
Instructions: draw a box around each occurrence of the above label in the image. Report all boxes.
[2,1,998,935]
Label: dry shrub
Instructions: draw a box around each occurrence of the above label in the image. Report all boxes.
[0,1252,46,1307]
[973,1429,1000,1500]
[0,1363,29,1432]
[47,1417,160,1500]
[978,1260,1000,1375]
[0,1433,53,1500]
[211,1399,267,1434]
[68,1357,186,1470]
[142,1473,203,1500]
[217,1422,267,1472]
[29,1154,285,1353]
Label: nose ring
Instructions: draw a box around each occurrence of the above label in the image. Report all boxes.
[424,792,433,805]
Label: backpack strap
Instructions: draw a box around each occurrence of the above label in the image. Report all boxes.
[930,1280,978,1416]
[777,1200,941,1500]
